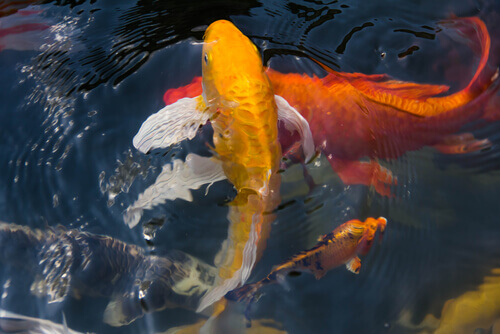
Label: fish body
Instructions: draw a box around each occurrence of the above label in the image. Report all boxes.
[226,217,387,304]
[201,19,281,195]
[0,222,218,327]
[161,17,499,196]
[398,268,500,334]
[196,19,282,312]
[266,15,498,195]
[133,20,293,312]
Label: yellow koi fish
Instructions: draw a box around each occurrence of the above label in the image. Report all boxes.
[398,268,500,334]
[131,20,314,315]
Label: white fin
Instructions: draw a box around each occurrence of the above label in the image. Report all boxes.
[275,95,316,162]
[62,313,68,333]
[275,272,291,291]
[0,309,86,334]
[124,153,227,228]
[196,216,259,312]
[346,256,361,274]
[103,298,136,327]
[133,96,210,153]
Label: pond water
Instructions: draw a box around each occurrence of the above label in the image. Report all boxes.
[1,0,500,333]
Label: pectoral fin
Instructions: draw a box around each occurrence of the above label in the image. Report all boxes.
[346,256,361,274]
[327,158,396,197]
[133,96,210,153]
[124,153,226,228]
[433,132,491,154]
[275,95,316,163]
[103,296,142,327]
[313,268,327,280]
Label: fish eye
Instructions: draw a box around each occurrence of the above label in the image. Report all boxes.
[204,53,209,64]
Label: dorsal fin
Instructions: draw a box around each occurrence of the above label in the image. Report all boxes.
[312,57,451,117]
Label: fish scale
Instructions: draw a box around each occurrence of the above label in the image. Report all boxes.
[213,95,278,171]
[193,19,283,314]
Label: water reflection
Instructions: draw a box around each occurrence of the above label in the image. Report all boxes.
[0,0,499,333]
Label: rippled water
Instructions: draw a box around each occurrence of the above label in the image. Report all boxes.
[1,0,500,333]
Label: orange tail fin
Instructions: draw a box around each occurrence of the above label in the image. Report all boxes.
[312,17,498,117]
[442,17,495,96]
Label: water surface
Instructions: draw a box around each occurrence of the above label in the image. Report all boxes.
[1,0,500,333]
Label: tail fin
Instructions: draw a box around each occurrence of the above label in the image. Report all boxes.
[440,17,496,97]
[394,16,499,117]
[311,17,498,117]
[225,282,264,327]
[225,282,261,304]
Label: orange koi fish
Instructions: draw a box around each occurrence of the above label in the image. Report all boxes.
[161,17,499,196]
[226,217,387,317]
[131,20,314,315]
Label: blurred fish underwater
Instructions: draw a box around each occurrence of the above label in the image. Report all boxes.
[0,0,500,333]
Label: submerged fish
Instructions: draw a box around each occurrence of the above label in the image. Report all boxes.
[0,222,217,327]
[398,268,500,334]
[0,7,51,52]
[0,0,42,18]
[131,19,314,314]
[161,17,499,196]
[226,217,387,320]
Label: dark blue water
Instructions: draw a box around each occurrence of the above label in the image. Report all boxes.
[1,0,500,333]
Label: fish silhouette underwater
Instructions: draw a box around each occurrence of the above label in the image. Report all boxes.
[0,221,218,327]
[0,7,51,52]
[397,268,500,334]
[160,16,500,197]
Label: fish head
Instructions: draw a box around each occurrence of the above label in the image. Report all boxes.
[356,217,387,255]
[201,20,267,109]
[342,220,366,239]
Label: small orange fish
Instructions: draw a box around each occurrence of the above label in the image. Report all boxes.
[226,217,387,305]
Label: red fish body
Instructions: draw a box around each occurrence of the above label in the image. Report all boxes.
[162,17,499,196]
